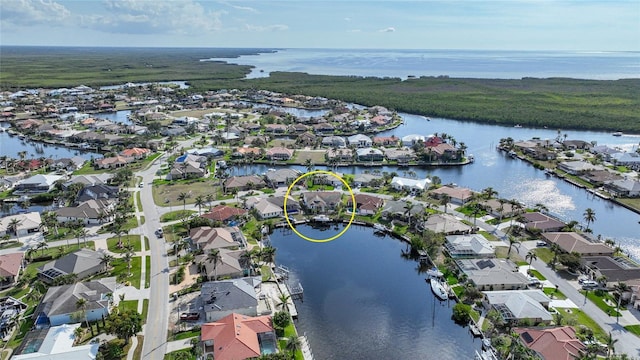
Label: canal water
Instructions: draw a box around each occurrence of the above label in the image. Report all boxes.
[270,224,480,360]
[0,123,100,160]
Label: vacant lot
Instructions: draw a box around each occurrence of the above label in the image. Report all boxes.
[295,150,327,165]
[152,179,218,207]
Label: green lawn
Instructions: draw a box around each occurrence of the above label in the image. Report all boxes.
[110,256,142,288]
[136,192,142,211]
[119,300,138,312]
[529,269,547,281]
[277,322,304,360]
[579,290,621,317]
[160,210,196,222]
[144,237,150,250]
[107,235,142,253]
[556,308,607,341]
[624,324,640,337]
[173,329,201,341]
[164,350,195,360]
[139,216,145,225]
[0,240,22,250]
[543,287,567,300]
[145,255,151,288]
[261,265,272,281]
[534,248,554,263]
[142,299,149,324]
[28,241,95,261]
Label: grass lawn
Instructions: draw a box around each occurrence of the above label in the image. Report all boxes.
[119,300,139,312]
[556,308,607,341]
[142,299,149,323]
[294,150,328,165]
[478,231,499,241]
[133,335,144,360]
[543,287,567,300]
[136,192,142,211]
[616,198,640,214]
[160,210,196,222]
[624,324,640,337]
[0,240,22,250]
[534,247,554,263]
[28,241,95,261]
[261,265,272,281]
[140,215,145,225]
[529,269,547,281]
[152,179,220,207]
[107,235,142,253]
[173,329,201,341]
[164,349,195,360]
[73,162,111,175]
[111,256,142,288]
[515,261,528,266]
[579,290,621,317]
[123,216,139,231]
[144,237,150,250]
[278,322,304,360]
[145,256,151,288]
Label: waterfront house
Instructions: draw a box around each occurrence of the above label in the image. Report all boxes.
[196,249,247,280]
[582,256,640,285]
[402,134,427,147]
[563,139,593,150]
[521,212,565,233]
[478,199,524,219]
[352,173,383,187]
[582,170,623,187]
[289,124,310,134]
[233,147,262,158]
[119,147,151,159]
[444,234,495,258]
[75,184,119,203]
[380,200,425,223]
[430,185,475,205]
[301,191,342,213]
[94,155,134,169]
[514,326,586,360]
[200,312,275,360]
[312,172,344,188]
[591,145,623,161]
[168,160,206,180]
[390,176,431,193]
[383,147,416,162]
[540,232,614,257]
[346,194,384,215]
[0,212,42,238]
[12,324,100,359]
[201,205,247,224]
[14,174,63,194]
[313,123,335,134]
[430,143,459,161]
[321,136,347,148]
[264,123,287,134]
[247,196,300,219]
[373,135,399,146]
[244,135,269,146]
[187,147,225,158]
[418,213,471,235]
[326,148,353,161]
[37,249,104,284]
[33,277,115,328]
[557,161,603,175]
[456,258,529,291]
[51,156,85,172]
[190,226,246,251]
[605,179,640,197]
[347,134,373,148]
[55,199,112,225]
[0,253,24,290]
[482,290,553,324]
[224,175,266,192]
[200,277,264,322]
[265,168,301,188]
[296,132,316,146]
[265,147,294,161]
[356,148,384,162]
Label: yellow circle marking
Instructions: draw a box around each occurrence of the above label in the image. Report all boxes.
[284,170,356,243]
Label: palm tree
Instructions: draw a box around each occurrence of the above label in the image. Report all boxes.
[205,194,215,210]
[583,208,596,231]
[470,204,482,227]
[605,332,618,357]
[123,250,134,277]
[36,241,48,256]
[403,202,415,228]
[7,218,22,241]
[261,246,276,264]
[194,195,205,215]
[100,253,114,272]
[76,297,89,329]
[534,203,549,213]
[614,282,629,324]
[506,236,519,257]
[525,250,538,268]
[278,292,291,312]
[482,187,497,200]
[177,192,190,211]
[239,250,253,276]
[549,243,562,269]
[207,249,222,281]
[439,194,451,214]
[285,336,302,355]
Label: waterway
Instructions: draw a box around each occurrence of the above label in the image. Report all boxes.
[0,123,100,160]
[270,224,481,360]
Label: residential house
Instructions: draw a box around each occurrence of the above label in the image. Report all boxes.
[402,134,426,147]
[540,232,614,256]
[391,176,431,193]
[37,249,104,284]
[557,161,603,175]
[201,205,247,224]
[373,136,399,146]
[582,170,623,187]
[0,212,42,237]
[289,124,309,134]
[482,290,553,324]
[563,140,593,150]
[582,256,640,285]
[0,253,24,289]
[301,191,342,213]
[200,277,265,322]
[248,196,300,219]
[352,173,383,187]
[265,168,301,188]
[479,199,524,219]
[168,161,206,180]
[347,134,373,148]
[380,200,425,223]
[224,175,266,192]
[514,326,586,360]
[33,277,116,328]
[233,147,262,159]
[119,147,151,159]
[265,147,293,161]
[190,226,246,251]
[605,179,640,197]
[326,148,353,161]
[321,136,347,148]
[521,212,566,233]
[63,174,113,188]
[591,145,623,161]
[244,135,269,147]
[418,213,472,235]
[94,155,134,169]
[12,324,99,359]
[456,258,529,291]
[383,147,416,162]
[312,172,344,188]
[196,249,247,280]
[444,234,495,258]
[200,312,275,360]
[188,147,225,158]
[430,185,475,205]
[76,184,119,203]
[264,123,287,134]
[356,148,384,162]
[313,123,335,134]
[51,156,85,172]
[54,199,112,225]
[14,174,63,194]
[346,194,384,215]
[611,152,640,170]
[430,143,459,161]
[296,132,316,146]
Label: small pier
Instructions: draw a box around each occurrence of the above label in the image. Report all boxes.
[469,322,482,337]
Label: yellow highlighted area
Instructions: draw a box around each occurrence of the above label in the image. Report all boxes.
[284,170,356,243]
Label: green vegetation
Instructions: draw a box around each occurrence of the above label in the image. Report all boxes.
[107,235,142,253]
[136,192,143,211]
[160,210,196,222]
[543,287,567,300]
[261,265,273,281]
[624,324,640,337]
[171,329,201,341]
[556,308,607,341]
[579,290,621,317]
[145,255,151,288]
[111,256,142,288]
[528,269,546,281]
[119,300,139,312]
[534,248,553,263]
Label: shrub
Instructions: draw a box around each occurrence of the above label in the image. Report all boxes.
[451,303,472,324]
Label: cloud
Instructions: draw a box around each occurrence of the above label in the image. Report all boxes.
[244,24,289,32]
[220,1,258,13]
[379,27,395,33]
[347,29,362,33]
[80,0,224,35]
[0,0,71,26]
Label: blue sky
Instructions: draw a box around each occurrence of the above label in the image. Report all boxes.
[1,0,639,50]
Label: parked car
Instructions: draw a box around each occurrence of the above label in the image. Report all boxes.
[536,241,547,247]
[581,280,598,289]
[155,228,163,238]
[180,312,200,321]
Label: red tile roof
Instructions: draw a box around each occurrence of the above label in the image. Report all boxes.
[515,326,585,360]
[202,205,247,222]
[0,253,23,277]
[201,313,273,360]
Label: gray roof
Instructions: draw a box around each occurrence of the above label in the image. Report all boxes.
[201,277,261,314]
[265,169,301,184]
[484,290,553,321]
[38,249,103,280]
[456,258,529,288]
[37,277,116,317]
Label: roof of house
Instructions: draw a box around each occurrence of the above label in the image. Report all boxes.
[582,256,640,283]
[421,213,471,234]
[347,134,372,142]
[224,175,266,189]
[456,258,529,287]
[37,277,116,317]
[12,323,100,360]
[200,313,273,360]
[265,147,293,157]
[483,290,552,321]
[522,212,565,231]
[391,176,431,190]
[541,232,614,255]
[430,186,475,201]
[202,205,247,222]
[0,212,42,233]
[196,249,245,278]
[64,174,113,187]
[514,326,586,360]
[381,200,425,216]
[355,148,383,157]
[119,147,150,157]
[265,169,301,184]
[445,234,495,256]
[347,194,384,210]
[608,179,640,192]
[54,199,111,219]
[38,249,103,279]
[18,174,63,187]
[201,277,261,315]
[0,253,23,277]
[302,191,342,207]
[190,226,244,250]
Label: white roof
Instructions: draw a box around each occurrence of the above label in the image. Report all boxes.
[484,290,553,321]
[12,323,99,359]
[402,134,427,142]
[347,134,372,142]
[19,174,63,186]
[446,234,495,256]
[0,212,42,232]
[391,176,431,190]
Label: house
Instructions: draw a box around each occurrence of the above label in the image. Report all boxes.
[224,175,266,192]
[521,212,565,233]
[187,147,225,158]
[430,143,459,161]
[264,123,287,134]
[51,156,85,171]
[390,176,431,193]
[402,134,426,146]
[321,136,347,148]
[457,258,529,291]
[0,296,27,338]
[444,234,495,258]
[383,147,416,162]
[418,213,472,235]
[326,148,353,161]
[12,324,100,359]
[611,152,640,170]
[196,249,247,280]
[563,140,592,150]
[582,256,640,284]
[119,147,151,159]
[482,290,553,324]
[248,196,300,219]
[0,253,24,289]
[37,249,104,284]
[380,200,425,223]
[296,132,317,146]
[0,212,42,237]
[289,124,309,134]
[94,155,134,169]
[557,161,603,175]
[346,194,384,215]
[64,174,113,188]
[200,277,265,321]
[347,134,373,148]
[76,184,119,203]
[515,326,585,360]
[168,161,206,180]
[301,191,342,213]
[54,199,112,225]
[200,312,275,360]
[201,205,247,224]
[479,199,524,219]
[356,148,384,162]
[430,185,475,205]
[14,174,63,194]
[540,232,614,256]
[352,173,383,187]
[33,277,116,328]
[605,179,640,197]
[265,168,301,188]
[190,226,247,251]
[265,147,294,161]
[313,123,335,133]
[233,147,262,158]
[373,136,399,146]
[312,172,344,188]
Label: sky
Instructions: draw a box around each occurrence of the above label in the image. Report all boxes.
[1,0,639,51]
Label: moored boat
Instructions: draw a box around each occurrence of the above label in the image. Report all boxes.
[428,278,448,301]
[612,132,623,136]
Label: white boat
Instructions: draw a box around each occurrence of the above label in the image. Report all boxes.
[312,215,331,222]
[426,267,443,278]
[429,279,448,301]
[373,223,388,232]
[612,132,623,137]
